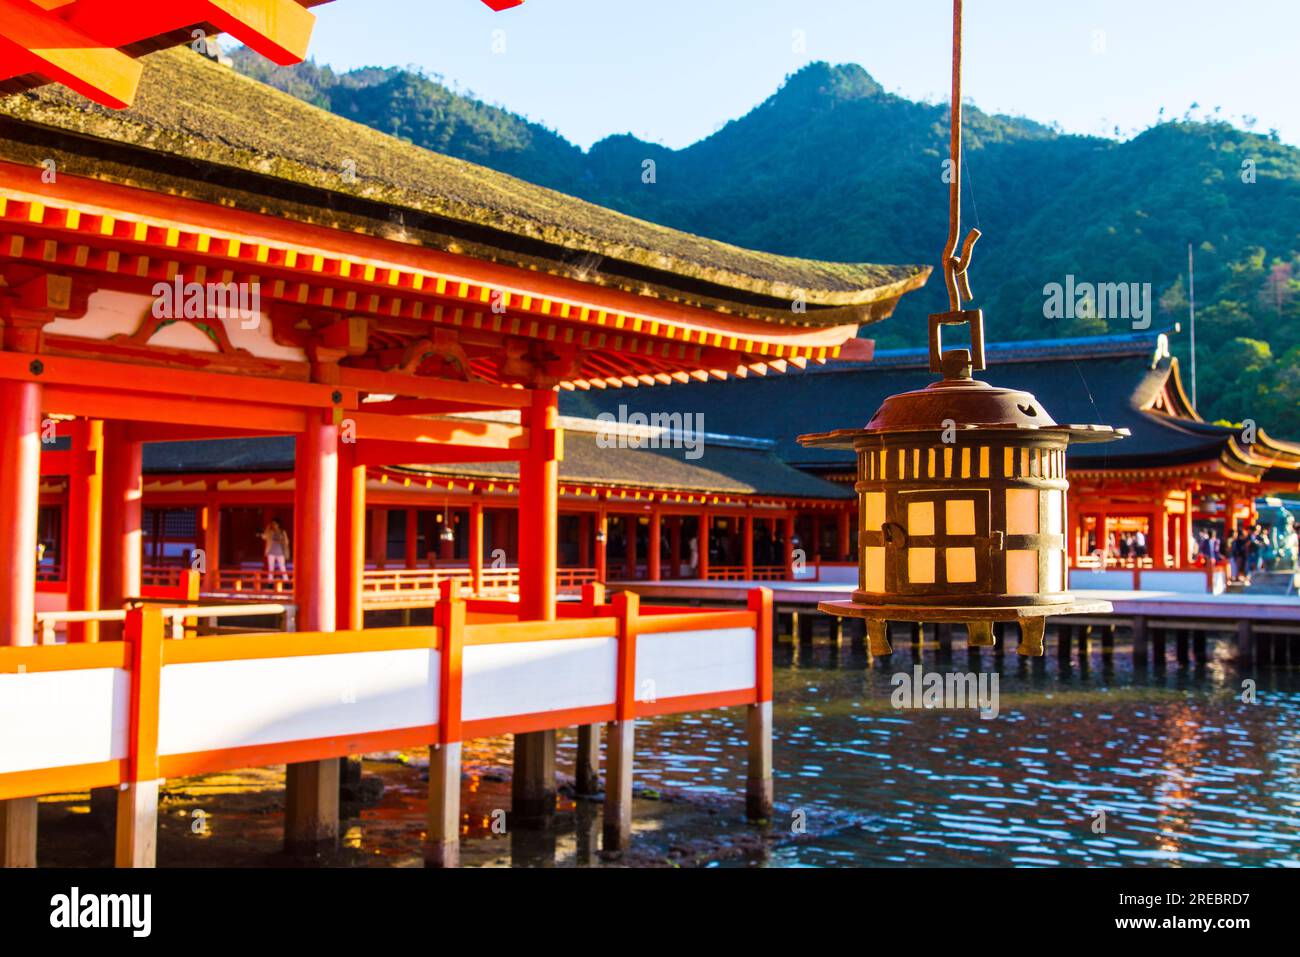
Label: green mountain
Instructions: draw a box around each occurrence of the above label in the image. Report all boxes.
[231,49,1300,438]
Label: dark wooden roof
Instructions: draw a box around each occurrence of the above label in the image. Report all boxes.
[562,331,1300,479]
[0,46,927,326]
[141,429,852,500]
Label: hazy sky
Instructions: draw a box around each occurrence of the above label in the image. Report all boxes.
[302,0,1298,150]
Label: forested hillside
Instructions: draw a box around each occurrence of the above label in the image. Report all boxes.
[232,50,1300,436]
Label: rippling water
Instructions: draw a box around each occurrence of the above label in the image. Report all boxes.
[624,638,1300,867]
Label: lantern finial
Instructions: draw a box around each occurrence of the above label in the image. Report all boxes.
[933,0,985,378]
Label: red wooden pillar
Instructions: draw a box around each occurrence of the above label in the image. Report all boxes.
[404,507,418,569]
[617,515,632,579]
[1151,501,1166,569]
[742,512,755,580]
[287,414,339,855]
[594,505,607,583]
[1097,512,1110,565]
[335,441,365,631]
[515,389,559,823]
[468,499,484,593]
[519,389,559,620]
[66,418,104,643]
[200,495,221,592]
[698,510,710,580]
[101,421,143,638]
[0,379,42,866]
[647,508,661,581]
[783,512,796,579]
[668,516,682,580]
[369,506,388,569]
[836,508,851,562]
[577,512,591,569]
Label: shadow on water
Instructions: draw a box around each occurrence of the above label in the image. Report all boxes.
[35,633,1300,867]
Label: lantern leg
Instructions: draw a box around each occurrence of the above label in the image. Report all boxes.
[1017,617,1046,657]
[967,621,995,647]
[866,619,892,656]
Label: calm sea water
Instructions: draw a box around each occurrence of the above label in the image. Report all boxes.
[619,638,1300,867]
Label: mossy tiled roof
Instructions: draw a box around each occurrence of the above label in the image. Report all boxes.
[0,47,928,325]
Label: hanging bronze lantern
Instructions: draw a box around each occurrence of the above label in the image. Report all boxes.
[798,0,1128,657]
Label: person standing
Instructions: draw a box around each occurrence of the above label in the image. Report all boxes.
[259,518,291,581]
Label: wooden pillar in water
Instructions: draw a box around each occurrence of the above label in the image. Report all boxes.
[1057,624,1073,664]
[936,622,953,660]
[574,582,605,796]
[1152,628,1167,668]
[286,413,339,855]
[1235,620,1253,668]
[515,389,559,825]
[115,606,163,868]
[1132,617,1149,665]
[0,379,42,866]
[425,580,464,867]
[746,589,774,820]
[1176,629,1190,665]
[603,592,638,853]
[1192,630,1207,665]
[797,610,815,645]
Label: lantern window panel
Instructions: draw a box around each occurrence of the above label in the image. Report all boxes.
[945,499,976,536]
[863,546,886,592]
[1006,488,1039,535]
[1046,490,1064,535]
[907,547,936,584]
[1046,549,1064,593]
[1006,549,1038,593]
[946,546,977,583]
[864,492,886,533]
[907,501,935,536]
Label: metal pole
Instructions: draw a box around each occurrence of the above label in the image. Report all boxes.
[1188,242,1197,411]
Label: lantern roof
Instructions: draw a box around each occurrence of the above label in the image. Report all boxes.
[798,371,1128,449]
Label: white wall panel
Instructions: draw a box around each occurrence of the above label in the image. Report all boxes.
[0,668,128,774]
[461,637,616,722]
[157,649,439,756]
[635,628,756,702]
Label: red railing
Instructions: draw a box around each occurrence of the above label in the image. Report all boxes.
[0,583,774,866]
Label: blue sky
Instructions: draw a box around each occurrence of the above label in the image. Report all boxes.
[301,0,1298,150]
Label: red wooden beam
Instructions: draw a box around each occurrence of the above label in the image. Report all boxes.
[0,0,142,108]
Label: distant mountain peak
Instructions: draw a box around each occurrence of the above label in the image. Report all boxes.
[776,61,887,105]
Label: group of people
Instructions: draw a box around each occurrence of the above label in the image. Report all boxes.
[1115,530,1147,561]
[1209,525,1270,584]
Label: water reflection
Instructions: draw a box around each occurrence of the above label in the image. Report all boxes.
[632,638,1297,867]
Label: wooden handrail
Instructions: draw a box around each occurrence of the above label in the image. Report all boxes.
[35,602,289,644]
